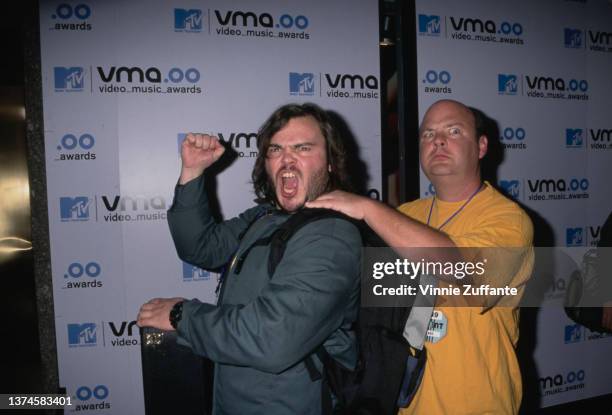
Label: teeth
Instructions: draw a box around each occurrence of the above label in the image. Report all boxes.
[281,172,296,178]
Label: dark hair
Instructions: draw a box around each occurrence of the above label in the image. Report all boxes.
[468,106,487,140]
[251,103,351,205]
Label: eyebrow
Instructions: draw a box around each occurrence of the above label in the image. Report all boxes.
[268,141,318,148]
[420,122,466,132]
[444,122,466,128]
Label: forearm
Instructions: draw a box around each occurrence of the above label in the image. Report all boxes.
[168,175,250,268]
[179,166,205,185]
[361,198,455,249]
[306,191,461,282]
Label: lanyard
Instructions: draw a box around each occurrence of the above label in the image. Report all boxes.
[426,183,483,230]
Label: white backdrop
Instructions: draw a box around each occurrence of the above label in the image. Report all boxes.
[39,0,381,413]
[415,0,612,407]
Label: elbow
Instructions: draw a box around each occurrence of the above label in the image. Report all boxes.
[249,342,306,374]
[176,250,196,264]
[254,352,302,374]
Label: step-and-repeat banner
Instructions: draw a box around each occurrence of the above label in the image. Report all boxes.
[39,0,381,412]
[416,0,612,408]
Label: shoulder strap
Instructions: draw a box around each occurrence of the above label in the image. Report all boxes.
[232,208,352,277]
[267,208,352,277]
[237,207,272,241]
[215,207,271,293]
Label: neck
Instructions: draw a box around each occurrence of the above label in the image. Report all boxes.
[432,176,483,202]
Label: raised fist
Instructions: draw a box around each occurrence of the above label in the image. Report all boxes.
[179,133,226,184]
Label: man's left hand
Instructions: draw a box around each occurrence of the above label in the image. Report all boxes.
[137,297,184,330]
[306,190,372,220]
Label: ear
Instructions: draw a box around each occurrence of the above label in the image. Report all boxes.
[328,164,332,173]
[478,135,488,160]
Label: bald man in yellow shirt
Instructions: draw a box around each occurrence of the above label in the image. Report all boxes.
[308,99,534,414]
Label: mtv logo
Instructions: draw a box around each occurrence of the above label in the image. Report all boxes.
[174,9,202,32]
[498,74,518,95]
[60,197,91,221]
[289,72,315,96]
[564,324,583,343]
[418,15,441,35]
[564,28,583,48]
[67,323,97,347]
[566,228,584,247]
[499,180,520,199]
[565,128,583,147]
[54,67,85,91]
[182,262,210,281]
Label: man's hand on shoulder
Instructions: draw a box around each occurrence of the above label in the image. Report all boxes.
[306,190,372,220]
[179,133,226,184]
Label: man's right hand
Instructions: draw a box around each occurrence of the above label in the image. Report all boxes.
[179,133,226,184]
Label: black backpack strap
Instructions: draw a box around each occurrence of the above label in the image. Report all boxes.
[306,347,334,415]
[233,207,354,278]
[304,354,323,381]
[236,207,272,240]
[233,236,273,275]
[267,208,354,277]
[302,345,332,382]
[233,208,351,278]
[215,207,271,294]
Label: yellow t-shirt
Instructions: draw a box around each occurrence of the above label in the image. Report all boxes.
[397,182,534,415]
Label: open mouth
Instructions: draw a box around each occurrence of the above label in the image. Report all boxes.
[279,170,299,198]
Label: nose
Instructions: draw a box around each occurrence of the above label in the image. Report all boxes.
[280,147,297,165]
[433,132,446,147]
